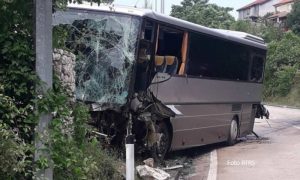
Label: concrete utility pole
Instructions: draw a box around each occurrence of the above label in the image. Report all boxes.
[161,0,164,14]
[34,0,53,179]
[126,114,135,180]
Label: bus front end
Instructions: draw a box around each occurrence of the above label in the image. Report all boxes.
[53,7,173,158]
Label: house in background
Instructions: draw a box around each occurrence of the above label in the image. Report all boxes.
[237,0,281,21]
[268,0,295,24]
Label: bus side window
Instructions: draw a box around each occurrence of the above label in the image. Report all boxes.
[155,26,184,75]
[251,56,264,82]
[141,20,154,42]
[186,32,250,81]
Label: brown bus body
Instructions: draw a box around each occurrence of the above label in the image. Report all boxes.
[54,4,268,158]
[151,77,260,150]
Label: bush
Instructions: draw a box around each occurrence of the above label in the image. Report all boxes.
[231,20,284,43]
[287,1,300,35]
[264,32,300,98]
[1,1,121,179]
[272,66,297,97]
[33,84,121,180]
[0,122,32,179]
[52,138,120,180]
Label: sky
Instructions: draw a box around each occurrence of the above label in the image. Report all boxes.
[113,0,254,19]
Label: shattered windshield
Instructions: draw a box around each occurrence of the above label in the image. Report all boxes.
[53,9,141,106]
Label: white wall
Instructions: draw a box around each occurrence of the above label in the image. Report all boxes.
[238,10,249,20]
[259,0,280,16]
[238,0,281,20]
[250,5,259,16]
[276,2,294,12]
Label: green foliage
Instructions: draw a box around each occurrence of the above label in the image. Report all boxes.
[0,1,37,177]
[53,25,71,50]
[273,66,297,96]
[264,32,300,98]
[34,82,120,179]
[231,20,284,43]
[1,76,121,179]
[170,0,235,29]
[231,20,252,33]
[0,0,37,142]
[262,24,284,43]
[287,1,300,35]
[1,0,118,179]
[0,116,32,179]
[265,66,297,97]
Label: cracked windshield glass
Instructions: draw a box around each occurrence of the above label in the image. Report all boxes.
[53,9,141,106]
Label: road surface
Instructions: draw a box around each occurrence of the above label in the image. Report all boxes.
[216,106,300,180]
[164,106,300,180]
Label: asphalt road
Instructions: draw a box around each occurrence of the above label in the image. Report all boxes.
[216,106,300,180]
[164,106,300,180]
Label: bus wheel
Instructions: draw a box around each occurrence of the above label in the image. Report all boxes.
[227,119,238,146]
[153,121,171,160]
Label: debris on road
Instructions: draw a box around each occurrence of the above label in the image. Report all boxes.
[143,158,154,167]
[136,165,171,180]
[162,165,183,170]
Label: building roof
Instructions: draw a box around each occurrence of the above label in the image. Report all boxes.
[274,0,294,7]
[64,3,266,50]
[237,0,271,11]
[268,11,289,18]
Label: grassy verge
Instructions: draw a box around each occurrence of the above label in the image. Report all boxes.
[265,72,300,108]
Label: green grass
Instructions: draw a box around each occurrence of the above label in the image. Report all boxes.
[265,72,300,108]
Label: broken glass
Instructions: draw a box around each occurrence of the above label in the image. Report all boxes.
[53,9,141,107]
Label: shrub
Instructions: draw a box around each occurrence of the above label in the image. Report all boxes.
[287,1,300,35]
[1,1,120,179]
[0,121,32,179]
[231,20,284,43]
[264,32,300,98]
[33,83,121,180]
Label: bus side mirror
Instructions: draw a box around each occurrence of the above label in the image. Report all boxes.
[151,72,171,84]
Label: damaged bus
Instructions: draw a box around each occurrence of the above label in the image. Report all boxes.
[53,4,269,159]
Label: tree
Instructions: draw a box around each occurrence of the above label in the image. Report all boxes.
[0,1,118,179]
[170,0,235,29]
[264,32,300,97]
[287,0,300,35]
[231,20,284,43]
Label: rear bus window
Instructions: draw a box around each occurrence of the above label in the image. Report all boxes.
[251,56,264,82]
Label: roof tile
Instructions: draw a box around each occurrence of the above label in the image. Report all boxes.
[274,0,294,7]
[237,0,271,11]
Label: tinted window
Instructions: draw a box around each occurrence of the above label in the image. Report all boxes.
[186,33,250,81]
[142,21,154,41]
[251,56,264,82]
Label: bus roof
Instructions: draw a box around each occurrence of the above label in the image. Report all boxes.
[67,3,267,50]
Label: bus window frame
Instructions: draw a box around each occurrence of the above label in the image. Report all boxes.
[150,21,188,76]
[140,19,156,43]
[138,17,266,83]
[249,53,266,83]
[184,31,266,84]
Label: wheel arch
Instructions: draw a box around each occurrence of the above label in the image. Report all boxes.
[232,114,240,137]
[159,117,173,150]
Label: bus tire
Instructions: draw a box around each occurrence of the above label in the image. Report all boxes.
[227,118,239,146]
[153,121,171,160]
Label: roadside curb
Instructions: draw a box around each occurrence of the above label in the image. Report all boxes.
[207,150,217,180]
